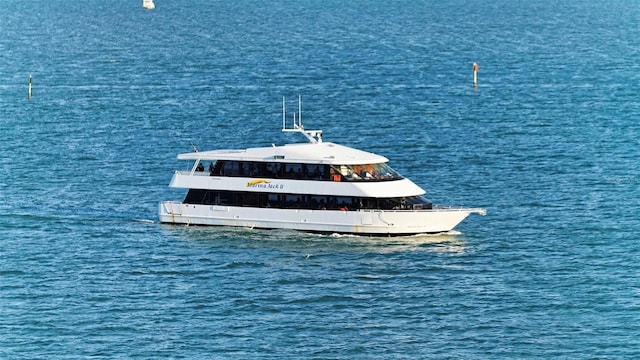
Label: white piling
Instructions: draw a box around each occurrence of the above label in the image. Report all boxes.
[28,74,32,100]
[472,62,478,87]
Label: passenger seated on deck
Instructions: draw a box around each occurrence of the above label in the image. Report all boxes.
[196,162,204,172]
[311,166,321,179]
[330,168,341,182]
[208,162,214,174]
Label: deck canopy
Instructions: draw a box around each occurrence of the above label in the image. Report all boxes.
[177,142,388,165]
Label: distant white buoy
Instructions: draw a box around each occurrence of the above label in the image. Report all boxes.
[472,62,479,87]
[28,74,32,100]
[143,0,155,10]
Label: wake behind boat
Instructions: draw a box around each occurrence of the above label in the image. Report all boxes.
[159,98,485,236]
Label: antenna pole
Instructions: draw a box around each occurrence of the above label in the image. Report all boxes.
[298,95,302,127]
[282,96,285,130]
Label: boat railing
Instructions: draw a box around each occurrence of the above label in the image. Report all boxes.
[177,169,210,176]
[361,207,487,215]
[432,206,487,215]
[175,167,402,182]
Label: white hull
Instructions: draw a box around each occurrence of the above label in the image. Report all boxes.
[159,201,484,236]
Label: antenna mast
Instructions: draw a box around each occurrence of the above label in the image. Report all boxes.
[298,94,302,126]
[280,95,323,144]
[282,96,286,130]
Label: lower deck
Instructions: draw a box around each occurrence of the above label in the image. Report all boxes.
[159,201,484,236]
[182,189,433,211]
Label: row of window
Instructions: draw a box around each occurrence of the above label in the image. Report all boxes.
[184,189,433,211]
[194,160,403,182]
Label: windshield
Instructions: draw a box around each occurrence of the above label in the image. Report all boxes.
[332,163,402,181]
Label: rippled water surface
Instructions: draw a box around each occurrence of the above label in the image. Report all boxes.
[1,0,639,358]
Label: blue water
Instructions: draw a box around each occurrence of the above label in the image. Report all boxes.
[1,0,639,358]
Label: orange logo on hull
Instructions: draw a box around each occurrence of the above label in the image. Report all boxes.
[246,179,270,187]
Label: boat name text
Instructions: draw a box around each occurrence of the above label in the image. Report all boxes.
[246,179,284,190]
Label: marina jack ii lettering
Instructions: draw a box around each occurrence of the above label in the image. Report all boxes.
[246,179,284,189]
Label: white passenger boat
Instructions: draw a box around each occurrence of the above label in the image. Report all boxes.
[159,98,485,236]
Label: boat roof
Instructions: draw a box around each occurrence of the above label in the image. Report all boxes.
[177,141,389,165]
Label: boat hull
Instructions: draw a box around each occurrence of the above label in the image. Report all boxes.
[159,201,484,236]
